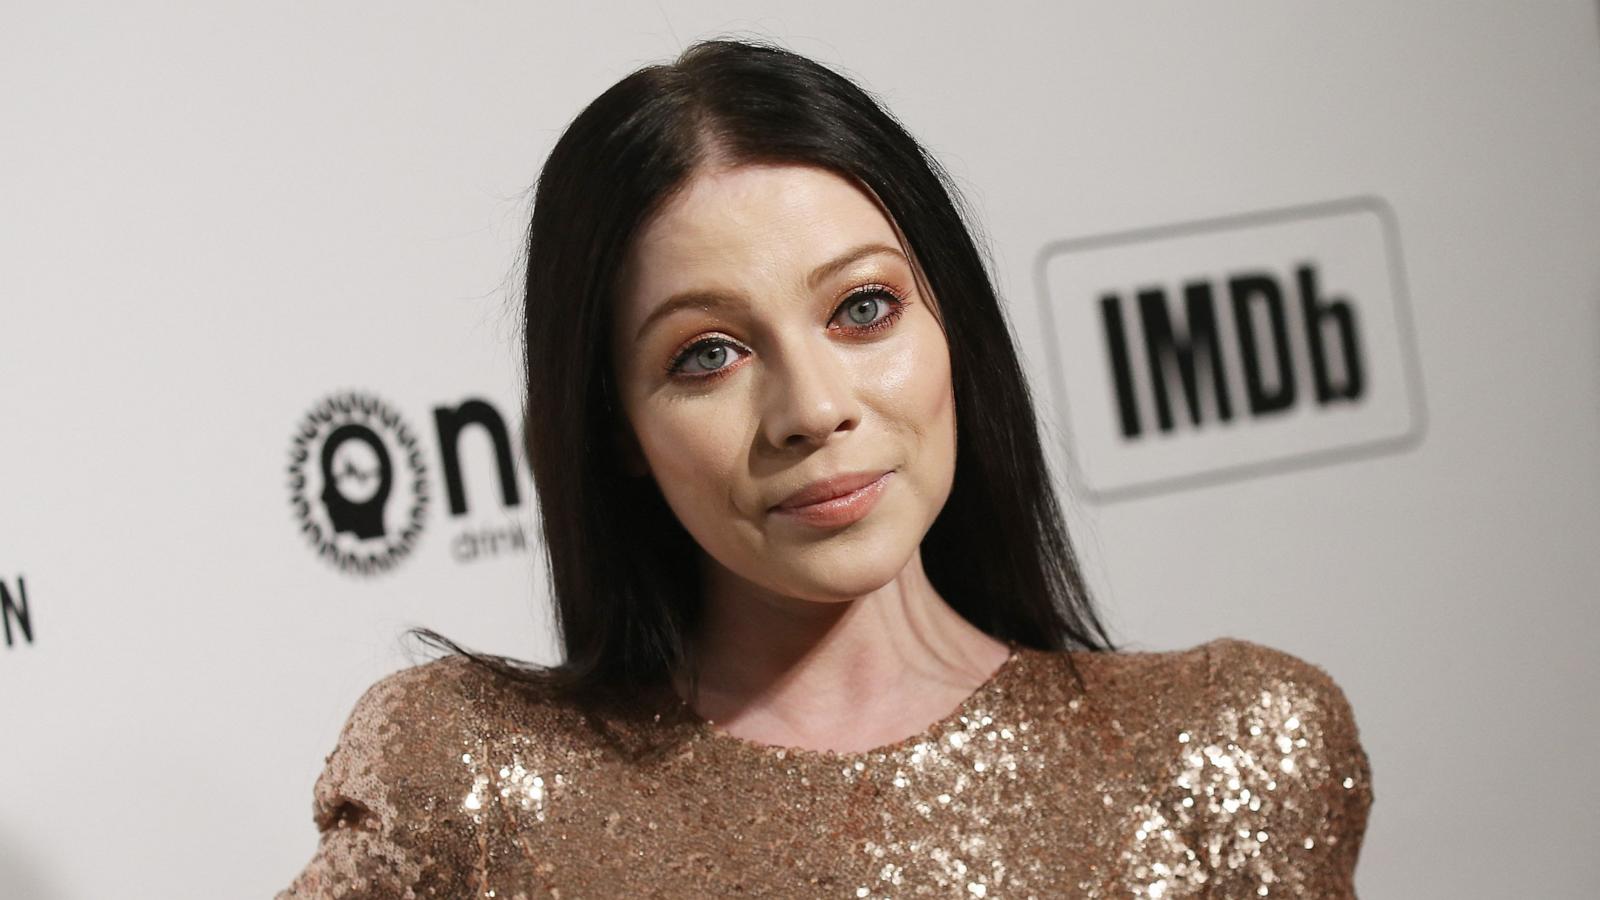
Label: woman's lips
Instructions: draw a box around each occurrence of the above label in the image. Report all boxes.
[771,471,893,528]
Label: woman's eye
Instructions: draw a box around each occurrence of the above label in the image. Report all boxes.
[835,288,901,329]
[671,339,745,376]
[667,287,904,381]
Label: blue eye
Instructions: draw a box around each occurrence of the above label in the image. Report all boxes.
[669,339,746,376]
[843,294,886,325]
[833,287,907,333]
[664,285,909,381]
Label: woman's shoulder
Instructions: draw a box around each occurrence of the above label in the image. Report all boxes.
[324,654,573,769]
[1195,635,1356,703]
[339,653,480,724]
[1070,636,1374,897]
[310,655,582,817]
[1172,636,1367,763]
[1187,635,1373,801]
[1068,636,1363,734]
[340,653,549,724]
[278,656,572,898]
[324,656,501,753]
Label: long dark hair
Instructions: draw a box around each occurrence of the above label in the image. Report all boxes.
[412,36,1116,706]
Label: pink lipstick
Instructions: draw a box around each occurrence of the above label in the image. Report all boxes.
[771,470,893,529]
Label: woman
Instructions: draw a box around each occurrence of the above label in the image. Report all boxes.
[279,37,1372,899]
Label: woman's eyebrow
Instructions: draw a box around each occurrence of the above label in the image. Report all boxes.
[805,241,906,291]
[634,290,744,344]
[634,242,907,344]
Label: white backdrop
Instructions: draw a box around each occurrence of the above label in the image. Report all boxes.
[3,3,1597,897]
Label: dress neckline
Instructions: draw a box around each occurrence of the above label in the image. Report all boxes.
[678,639,1025,761]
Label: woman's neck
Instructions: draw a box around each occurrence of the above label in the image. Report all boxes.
[673,549,1012,754]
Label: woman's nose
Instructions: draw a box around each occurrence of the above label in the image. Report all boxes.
[760,336,861,449]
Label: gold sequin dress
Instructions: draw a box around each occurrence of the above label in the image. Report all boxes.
[277,638,1372,899]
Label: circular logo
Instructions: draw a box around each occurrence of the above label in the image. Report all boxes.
[288,391,429,575]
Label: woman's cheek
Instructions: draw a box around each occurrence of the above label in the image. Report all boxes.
[875,320,956,516]
[869,338,917,397]
[644,411,704,479]
[641,402,745,502]
[865,321,952,426]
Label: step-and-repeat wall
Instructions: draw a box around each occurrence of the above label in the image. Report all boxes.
[4,3,1597,897]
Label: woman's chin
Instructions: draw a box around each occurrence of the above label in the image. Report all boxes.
[762,536,921,602]
[696,500,936,601]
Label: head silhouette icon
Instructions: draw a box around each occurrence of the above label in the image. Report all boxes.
[319,423,393,540]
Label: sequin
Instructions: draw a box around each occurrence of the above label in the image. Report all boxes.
[277,638,1372,898]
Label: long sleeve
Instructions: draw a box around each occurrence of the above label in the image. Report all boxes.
[276,658,481,899]
[1196,638,1375,899]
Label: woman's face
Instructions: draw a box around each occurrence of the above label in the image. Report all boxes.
[611,162,957,602]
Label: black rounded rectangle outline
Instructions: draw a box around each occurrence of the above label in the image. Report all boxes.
[1032,195,1429,504]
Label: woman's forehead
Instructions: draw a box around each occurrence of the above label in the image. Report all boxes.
[622,163,904,298]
